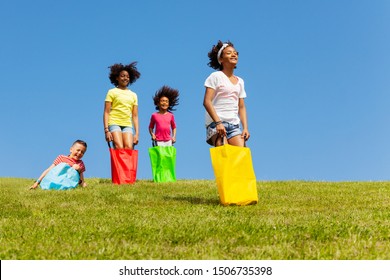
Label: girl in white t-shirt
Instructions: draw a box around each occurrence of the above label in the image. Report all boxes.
[203,40,250,147]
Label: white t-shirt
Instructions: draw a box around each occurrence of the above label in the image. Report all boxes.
[204,71,247,126]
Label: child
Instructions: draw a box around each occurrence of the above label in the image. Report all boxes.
[103,62,141,149]
[203,40,250,147]
[149,86,179,146]
[30,140,87,189]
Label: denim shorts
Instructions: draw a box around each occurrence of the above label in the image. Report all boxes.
[206,121,242,145]
[108,125,134,134]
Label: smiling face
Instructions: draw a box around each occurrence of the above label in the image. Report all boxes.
[158,96,169,112]
[219,46,239,67]
[69,143,87,160]
[116,70,130,89]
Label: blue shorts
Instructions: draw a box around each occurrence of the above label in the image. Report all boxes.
[108,125,134,134]
[206,121,242,145]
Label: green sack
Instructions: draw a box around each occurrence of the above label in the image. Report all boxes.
[148,142,177,182]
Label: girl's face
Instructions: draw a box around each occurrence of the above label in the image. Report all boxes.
[116,70,130,89]
[220,46,239,66]
[69,143,86,160]
[158,96,169,112]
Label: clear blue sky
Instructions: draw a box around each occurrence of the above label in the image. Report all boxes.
[1,0,389,181]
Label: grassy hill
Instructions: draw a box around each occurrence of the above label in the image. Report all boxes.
[1,178,389,259]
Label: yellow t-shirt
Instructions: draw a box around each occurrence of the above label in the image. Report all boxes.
[105,87,138,127]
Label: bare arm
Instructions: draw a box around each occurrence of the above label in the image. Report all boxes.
[203,87,226,136]
[103,101,113,142]
[29,164,55,189]
[149,127,156,140]
[172,127,176,143]
[70,164,87,187]
[238,98,250,140]
[79,172,87,187]
[132,105,139,145]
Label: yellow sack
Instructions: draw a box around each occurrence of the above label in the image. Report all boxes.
[210,143,258,206]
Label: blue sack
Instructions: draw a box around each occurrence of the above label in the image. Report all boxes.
[40,162,80,190]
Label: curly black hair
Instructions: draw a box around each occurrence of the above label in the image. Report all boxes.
[153,85,179,112]
[207,40,236,70]
[108,62,141,86]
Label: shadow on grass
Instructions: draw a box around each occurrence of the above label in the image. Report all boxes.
[163,195,220,205]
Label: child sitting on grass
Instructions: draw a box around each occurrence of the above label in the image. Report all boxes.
[30,140,87,189]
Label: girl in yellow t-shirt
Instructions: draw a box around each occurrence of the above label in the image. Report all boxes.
[103,62,141,149]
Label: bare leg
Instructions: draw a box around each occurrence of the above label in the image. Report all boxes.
[122,132,134,149]
[228,135,245,147]
[111,131,124,149]
[209,134,224,147]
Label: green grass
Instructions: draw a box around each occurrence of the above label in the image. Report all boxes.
[1,178,389,260]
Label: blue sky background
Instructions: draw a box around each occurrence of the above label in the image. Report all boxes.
[1,0,389,181]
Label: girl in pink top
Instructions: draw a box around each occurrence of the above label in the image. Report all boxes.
[149,86,179,146]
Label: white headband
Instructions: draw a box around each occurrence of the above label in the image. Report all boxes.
[217,43,229,64]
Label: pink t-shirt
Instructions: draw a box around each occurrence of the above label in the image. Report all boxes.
[53,155,86,173]
[149,112,176,141]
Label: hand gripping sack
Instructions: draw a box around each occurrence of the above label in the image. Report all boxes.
[148,141,176,182]
[40,162,80,190]
[210,140,258,206]
[108,142,138,184]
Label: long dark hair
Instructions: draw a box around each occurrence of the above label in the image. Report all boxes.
[153,85,179,112]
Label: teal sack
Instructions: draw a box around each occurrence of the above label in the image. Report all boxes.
[40,162,80,190]
[148,143,176,182]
